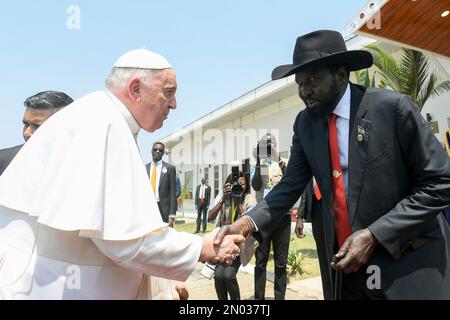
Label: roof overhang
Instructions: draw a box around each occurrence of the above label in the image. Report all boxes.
[343,0,449,59]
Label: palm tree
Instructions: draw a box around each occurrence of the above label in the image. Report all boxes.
[365,44,450,111]
[354,69,376,88]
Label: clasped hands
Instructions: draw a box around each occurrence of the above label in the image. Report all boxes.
[199,216,254,267]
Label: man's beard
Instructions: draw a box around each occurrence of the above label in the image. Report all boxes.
[307,102,335,119]
[304,78,341,119]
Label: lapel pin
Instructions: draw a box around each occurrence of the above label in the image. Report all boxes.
[332,170,342,179]
[357,125,366,143]
[357,134,363,142]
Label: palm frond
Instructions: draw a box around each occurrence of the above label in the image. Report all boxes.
[366,44,402,90]
[367,44,450,108]
[400,49,430,103]
[418,76,450,110]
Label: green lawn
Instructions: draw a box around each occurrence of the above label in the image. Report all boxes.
[174,220,320,281]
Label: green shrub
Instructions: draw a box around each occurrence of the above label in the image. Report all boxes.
[287,251,307,278]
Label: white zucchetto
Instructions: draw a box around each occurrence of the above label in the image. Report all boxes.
[113,49,172,69]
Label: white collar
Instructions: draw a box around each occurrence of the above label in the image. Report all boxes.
[151,159,163,166]
[105,90,141,137]
[332,83,351,120]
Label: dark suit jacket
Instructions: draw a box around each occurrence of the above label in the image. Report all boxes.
[298,179,335,299]
[195,183,211,209]
[0,144,23,175]
[247,83,450,299]
[146,161,177,223]
[298,179,314,222]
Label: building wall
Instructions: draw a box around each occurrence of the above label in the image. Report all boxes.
[171,95,305,213]
[421,93,450,143]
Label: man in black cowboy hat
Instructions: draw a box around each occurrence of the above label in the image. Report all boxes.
[215,30,450,299]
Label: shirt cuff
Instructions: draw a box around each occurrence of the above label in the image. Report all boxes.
[246,216,259,232]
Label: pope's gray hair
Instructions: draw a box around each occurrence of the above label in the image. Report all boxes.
[105,67,161,90]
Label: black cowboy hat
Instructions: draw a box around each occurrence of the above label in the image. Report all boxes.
[272,30,373,80]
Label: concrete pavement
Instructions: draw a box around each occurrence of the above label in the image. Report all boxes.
[185,262,323,300]
[178,212,322,300]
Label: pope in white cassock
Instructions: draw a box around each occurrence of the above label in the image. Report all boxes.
[0,49,244,299]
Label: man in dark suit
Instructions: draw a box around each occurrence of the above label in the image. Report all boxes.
[0,145,22,175]
[215,30,450,299]
[0,91,73,175]
[146,142,177,227]
[195,178,211,233]
[251,134,290,300]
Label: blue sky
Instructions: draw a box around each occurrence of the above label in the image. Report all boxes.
[0,0,366,162]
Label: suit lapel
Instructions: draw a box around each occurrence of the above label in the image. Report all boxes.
[347,84,370,226]
[159,162,167,187]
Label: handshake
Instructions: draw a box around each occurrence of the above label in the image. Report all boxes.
[199,216,257,267]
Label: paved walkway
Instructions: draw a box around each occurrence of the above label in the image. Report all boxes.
[178,214,322,300]
[185,262,323,300]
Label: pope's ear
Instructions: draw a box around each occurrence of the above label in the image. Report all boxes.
[128,77,142,102]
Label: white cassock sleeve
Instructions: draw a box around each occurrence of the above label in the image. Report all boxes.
[91,227,202,281]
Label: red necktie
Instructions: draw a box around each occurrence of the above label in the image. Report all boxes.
[200,185,204,200]
[314,181,322,201]
[328,114,352,247]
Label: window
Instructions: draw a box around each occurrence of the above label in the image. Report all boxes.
[214,165,219,198]
[204,167,209,185]
[184,171,193,199]
[428,121,439,134]
[242,158,250,188]
[222,164,229,187]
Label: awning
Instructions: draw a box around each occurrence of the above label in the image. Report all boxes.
[343,0,450,59]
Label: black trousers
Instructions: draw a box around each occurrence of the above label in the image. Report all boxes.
[156,202,168,223]
[214,256,241,300]
[196,203,207,232]
[339,266,386,300]
[254,214,291,300]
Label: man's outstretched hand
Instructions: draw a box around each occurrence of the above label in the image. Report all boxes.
[213,216,255,249]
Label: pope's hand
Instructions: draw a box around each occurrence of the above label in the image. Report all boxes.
[213,216,255,252]
[171,281,189,300]
[199,228,245,266]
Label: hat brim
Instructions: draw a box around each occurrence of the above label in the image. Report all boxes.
[271,50,373,80]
